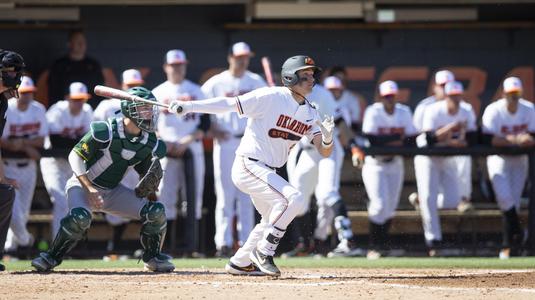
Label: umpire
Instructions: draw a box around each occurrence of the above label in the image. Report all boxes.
[0,49,25,271]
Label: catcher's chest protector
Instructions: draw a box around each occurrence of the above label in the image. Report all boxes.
[86,118,157,189]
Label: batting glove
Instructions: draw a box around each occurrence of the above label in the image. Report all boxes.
[315,115,335,146]
[168,100,192,116]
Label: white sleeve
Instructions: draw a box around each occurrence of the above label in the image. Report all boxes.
[38,109,48,137]
[481,106,497,134]
[305,110,322,141]
[235,89,267,119]
[466,107,477,132]
[200,80,214,98]
[69,149,87,176]
[413,103,425,132]
[361,107,377,134]
[46,105,63,134]
[404,109,417,136]
[421,106,435,132]
[84,106,94,132]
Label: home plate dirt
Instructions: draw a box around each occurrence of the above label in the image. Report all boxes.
[2,268,535,299]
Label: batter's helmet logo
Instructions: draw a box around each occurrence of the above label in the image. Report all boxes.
[304,57,315,65]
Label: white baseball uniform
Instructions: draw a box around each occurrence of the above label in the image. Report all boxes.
[201,70,266,250]
[2,98,48,251]
[286,85,340,241]
[153,79,206,220]
[418,100,477,243]
[40,100,93,238]
[413,96,472,206]
[362,103,416,225]
[225,86,321,267]
[482,98,535,211]
[337,90,361,127]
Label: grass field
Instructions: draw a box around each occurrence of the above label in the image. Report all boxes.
[5,256,535,271]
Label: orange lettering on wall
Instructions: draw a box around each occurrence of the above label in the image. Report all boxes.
[377,67,429,104]
[492,66,534,103]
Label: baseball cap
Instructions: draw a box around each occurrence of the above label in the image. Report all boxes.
[229,42,254,57]
[18,76,36,93]
[69,82,90,100]
[166,49,187,65]
[503,77,522,93]
[444,81,463,96]
[379,80,398,97]
[122,69,144,86]
[435,70,455,85]
[324,76,343,90]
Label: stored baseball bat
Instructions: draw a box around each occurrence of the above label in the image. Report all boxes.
[94,85,168,109]
[261,56,275,87]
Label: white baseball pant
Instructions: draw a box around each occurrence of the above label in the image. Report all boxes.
[213,137,254,249]
[39,157,72,239]
[363,156,404,225]
[487,155,528,212]
[229,156,303,267]
[4,160,37,251]
[105,168,139,226]
[158,141,205,220]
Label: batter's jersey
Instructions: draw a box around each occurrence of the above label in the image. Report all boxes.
[72,118,166,189]
[2,98,48,140]
[93,98,122,122]
[201,70,266,136]
[46,100,93,139]
[422,100,477,133]
[153,80,206,142]
[235,87,321,168]
[337,90,361,125]
[362,103,417,137]
[482,98,535,136]
[413,95,437,133]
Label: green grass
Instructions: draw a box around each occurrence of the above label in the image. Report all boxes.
[5,257,535,272]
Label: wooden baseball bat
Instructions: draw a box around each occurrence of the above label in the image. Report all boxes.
[261,56,275,87]
[94,85,168,109]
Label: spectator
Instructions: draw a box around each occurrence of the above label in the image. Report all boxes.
[48,29,104,109]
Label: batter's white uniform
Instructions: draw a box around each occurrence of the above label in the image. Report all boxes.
[227,86,321,267]
[362,103,416,224]
[482,98,535,211]
[201,70,266,250]
[2,98,48,251]
[153,80,206,220]
[41,100,93,238]
[286,85,340,241]
[414,96,472,205]
[418,100,476,243]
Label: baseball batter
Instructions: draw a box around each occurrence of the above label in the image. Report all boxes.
[40,82,93,239]
[201,42,267,257]
[2,76,48,253]
[416,81,477,255]
[168,55,334,277]
[361,80,416,259]
[482,77,535,259]
[32,87,174,272]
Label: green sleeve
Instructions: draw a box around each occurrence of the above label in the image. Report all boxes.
[153,139,167,159]
[72,123,110,161]
[134,155,152,177]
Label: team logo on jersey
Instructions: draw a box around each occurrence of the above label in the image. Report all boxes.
[501,124,528,134]
[81,142,89,153]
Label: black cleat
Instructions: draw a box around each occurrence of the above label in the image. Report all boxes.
[225,261,265,276]
[249,248,280,277]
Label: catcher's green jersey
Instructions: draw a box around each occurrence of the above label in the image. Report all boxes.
[73,118,166,189]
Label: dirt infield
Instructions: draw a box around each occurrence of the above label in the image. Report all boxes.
[2,268,535,299]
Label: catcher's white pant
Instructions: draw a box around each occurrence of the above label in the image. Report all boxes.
[362,156,404,225]
[39,158,72,239]
[4,159,37,251]
[456,156,472,200]
[415,156,464,243]
[105,168,139,226]
[229,156,303,267]
[287,138,344,240]
[487,155,528,212]
[213,137,254,250]
[158,141,205,220]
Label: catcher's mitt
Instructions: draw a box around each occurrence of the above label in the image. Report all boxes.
[135,157,163,199]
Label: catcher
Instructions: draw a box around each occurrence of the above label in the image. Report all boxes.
[31,87,174,272]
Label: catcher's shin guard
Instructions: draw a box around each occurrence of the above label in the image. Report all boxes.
[48,207,92,262]
[139,202,167,262]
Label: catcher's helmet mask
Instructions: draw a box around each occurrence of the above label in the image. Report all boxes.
[281,55,322,87]
[121,87,159,133]
[0,50,25,94]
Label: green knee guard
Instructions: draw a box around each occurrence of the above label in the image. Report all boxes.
[48,207,92,262]
[139,202,167,262]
